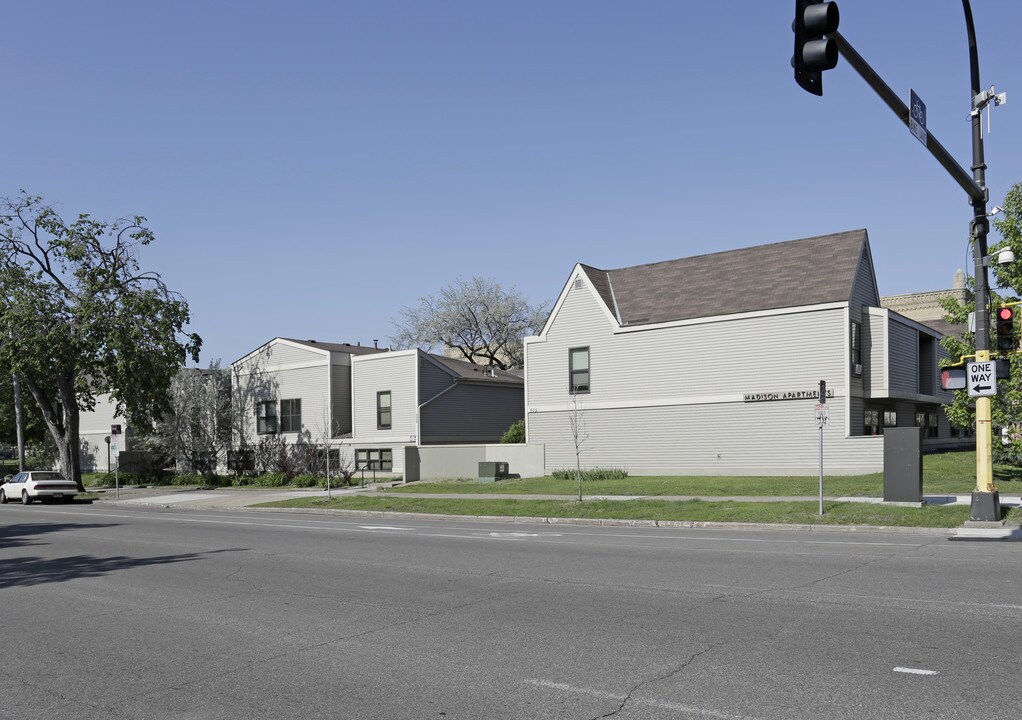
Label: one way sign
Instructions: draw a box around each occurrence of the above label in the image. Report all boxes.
[967,361,997,397]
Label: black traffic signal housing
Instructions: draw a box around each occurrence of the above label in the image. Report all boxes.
[793,0,840,96]
[996,306,1016,354]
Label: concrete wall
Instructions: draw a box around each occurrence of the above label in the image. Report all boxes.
[406,443,546,482]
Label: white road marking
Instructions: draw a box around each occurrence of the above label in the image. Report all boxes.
[893,667,938,675]
[358,525,411,531]
[525,679,762,719]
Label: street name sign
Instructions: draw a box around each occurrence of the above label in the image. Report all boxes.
[967,361,996,397]
[910,89,927,147]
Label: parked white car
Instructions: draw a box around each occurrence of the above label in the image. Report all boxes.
[0,471,79,504]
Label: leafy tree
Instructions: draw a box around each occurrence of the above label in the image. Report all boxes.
[941,182,1022,462]
[500,418,525,444]
[392,276,548,370]
[0,193,201,489]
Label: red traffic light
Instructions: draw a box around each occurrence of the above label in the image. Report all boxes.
[998,307,1014,321]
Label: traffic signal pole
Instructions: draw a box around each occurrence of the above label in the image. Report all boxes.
[962,0,1000,521]
[796,1,1001,520]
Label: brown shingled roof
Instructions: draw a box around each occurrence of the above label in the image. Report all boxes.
[584,229,869,326]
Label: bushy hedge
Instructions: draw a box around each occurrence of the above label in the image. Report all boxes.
[551,467,629,481]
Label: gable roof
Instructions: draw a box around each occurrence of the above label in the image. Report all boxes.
[580,229,871,327]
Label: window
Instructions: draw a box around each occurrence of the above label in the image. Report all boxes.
[356,448,393,472]
[850,321,862,373]
[280,399,302,433]
[377,391,392,430]
[864,408,898,435]
[569,347,590,394]
[915,411,939,438]
[256,401,277,434]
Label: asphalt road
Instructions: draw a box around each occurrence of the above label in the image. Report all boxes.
[2,503,1020,720]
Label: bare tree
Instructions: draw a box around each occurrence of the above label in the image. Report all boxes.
[392,276,548,369]
[143,363,232,479]
[568,390,588,502]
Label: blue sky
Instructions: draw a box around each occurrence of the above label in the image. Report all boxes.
[3,1,1019,365]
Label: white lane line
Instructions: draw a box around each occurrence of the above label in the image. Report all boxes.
[358,526,411,531]
[525,679,762,720]
[893,667,938,676]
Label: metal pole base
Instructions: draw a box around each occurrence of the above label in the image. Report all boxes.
[969,491,1001,522]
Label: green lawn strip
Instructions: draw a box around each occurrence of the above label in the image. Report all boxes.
[254,495,971,528]
[382,450,1022,498]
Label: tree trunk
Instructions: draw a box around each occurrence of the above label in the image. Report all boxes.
[21,371,85,491]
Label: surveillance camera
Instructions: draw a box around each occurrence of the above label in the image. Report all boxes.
[989,205,1004,216]
[997,248,1015,265]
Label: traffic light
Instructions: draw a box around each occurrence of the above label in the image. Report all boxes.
[793,0,840,96]
[996,306,1016,354]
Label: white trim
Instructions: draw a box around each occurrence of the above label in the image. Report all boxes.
[231,337,331,367]
[351,348,419,364]
[613,301,849,335]
[233,358,327,376]
[537,264,621,339]
[528,389,845,414]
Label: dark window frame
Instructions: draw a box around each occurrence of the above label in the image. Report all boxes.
[256,400,277,435]
[377,391,392,430]
[850,320,862,372]
[280,398,302,433]
[569,346,590,394]
[356,448,393,472]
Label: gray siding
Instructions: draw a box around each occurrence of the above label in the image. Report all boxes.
[849,244,880,318]
[420,384,524,443]
[331,364,352,436]
[419,356,456,401]
[888,320,918,396]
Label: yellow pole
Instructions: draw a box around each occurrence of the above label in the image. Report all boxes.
[974,349,995,493]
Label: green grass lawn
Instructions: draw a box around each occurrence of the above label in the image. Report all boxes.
[381,450,1022,497]
[256,495,986,528]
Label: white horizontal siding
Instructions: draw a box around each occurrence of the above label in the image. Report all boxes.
[528,283,847,411]
[529,398,883,476]
[351,352,418,442]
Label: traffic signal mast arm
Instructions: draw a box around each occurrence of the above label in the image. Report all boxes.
[828,31,985,205]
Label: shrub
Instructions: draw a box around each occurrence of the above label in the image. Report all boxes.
[551,467,628,481]
[289,474,318,488]
[500,419,526,444]
[253,472,288,487]
[231,476,253,487]
[90,471,149,487]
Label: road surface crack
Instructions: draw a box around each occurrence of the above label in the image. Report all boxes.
[590,642,725,720]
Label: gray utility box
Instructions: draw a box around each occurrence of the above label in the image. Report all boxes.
[476,461,510,483]
[883,427,923,503]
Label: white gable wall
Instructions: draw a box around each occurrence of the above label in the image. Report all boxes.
[526,275,884,475]
[232,340,331,445]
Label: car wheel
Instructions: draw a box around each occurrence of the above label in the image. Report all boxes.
[0,489,6,504]
[63,496,73,503]
[21,490,31,505]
